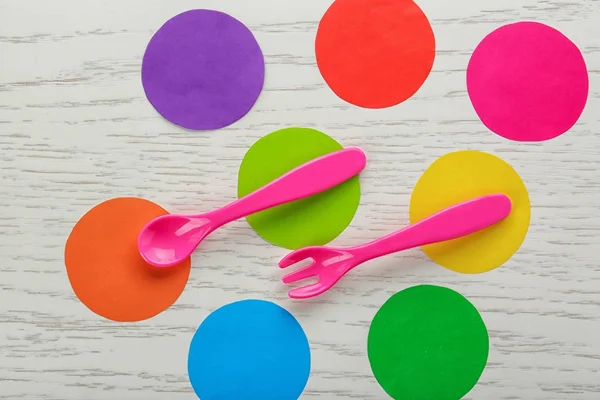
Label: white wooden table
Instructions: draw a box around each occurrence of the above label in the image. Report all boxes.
[2,0,600,399]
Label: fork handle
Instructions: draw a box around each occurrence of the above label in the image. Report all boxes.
[206,147,367,227]
[352,194,512,262]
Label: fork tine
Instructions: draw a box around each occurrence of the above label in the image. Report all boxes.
[289,282,328,299]
[278,248,313,269]
[282,263,317,284]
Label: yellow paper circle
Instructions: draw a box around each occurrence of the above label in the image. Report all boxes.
[409,150,530,274]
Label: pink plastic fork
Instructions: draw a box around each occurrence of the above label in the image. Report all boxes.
[279,194,512,299]
[138,147,367,268]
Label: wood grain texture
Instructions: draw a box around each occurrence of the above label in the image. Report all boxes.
[1,0,600,399]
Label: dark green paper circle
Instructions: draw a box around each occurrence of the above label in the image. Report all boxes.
[237,127,361,250]
[368,285,489,400]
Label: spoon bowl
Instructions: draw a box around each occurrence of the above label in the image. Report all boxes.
[138,214,215,267]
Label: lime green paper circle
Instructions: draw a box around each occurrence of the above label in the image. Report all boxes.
[237,127,361,250]
[368,285,489,400]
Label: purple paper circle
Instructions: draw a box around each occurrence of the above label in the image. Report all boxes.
[142,10,265,131]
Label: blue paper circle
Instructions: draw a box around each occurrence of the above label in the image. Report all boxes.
[187,299,311,400]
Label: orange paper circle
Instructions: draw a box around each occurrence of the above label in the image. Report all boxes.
[65,197,191,322]
[315,0,436,108]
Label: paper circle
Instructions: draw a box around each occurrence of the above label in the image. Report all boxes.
[315,0,435,108]
[409,150,530,274]
[467,21,588,142]
[64,197,191,322]
[237,127,361,250]
[142,9,265,130]
[368,285,489,400]
[188,299,311,400]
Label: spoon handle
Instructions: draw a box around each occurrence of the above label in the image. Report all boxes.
[208,148,366,226]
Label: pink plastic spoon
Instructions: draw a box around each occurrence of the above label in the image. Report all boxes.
[138,148,367,267]
[279,194,512,299]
